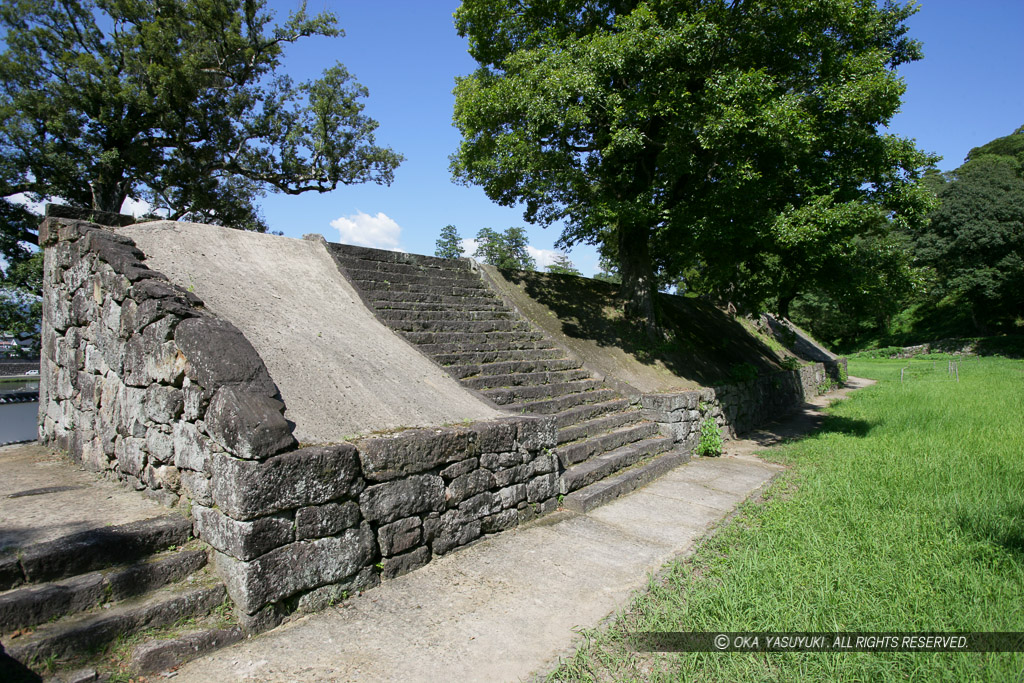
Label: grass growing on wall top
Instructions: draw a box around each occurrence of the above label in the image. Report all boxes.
[548,356,1024,682]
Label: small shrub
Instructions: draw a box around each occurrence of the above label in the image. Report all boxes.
[780,357,802,370]
[729,362,758,383]
[698,416,723,457]
[838,363,849,384]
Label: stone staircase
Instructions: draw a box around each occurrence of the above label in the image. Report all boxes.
[326,244,688,512]
[0,515,240,681]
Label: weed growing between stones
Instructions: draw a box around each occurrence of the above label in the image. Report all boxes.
[697,417,722,457]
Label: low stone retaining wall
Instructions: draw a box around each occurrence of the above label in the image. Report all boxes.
[642,362,841,450]
[38,214,558,624]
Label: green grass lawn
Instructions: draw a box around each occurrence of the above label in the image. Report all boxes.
[549,357,1024,682]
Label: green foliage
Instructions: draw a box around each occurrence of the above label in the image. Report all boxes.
[915,148,1024,332]
[779,356,802,371]
[544,253,580,276]
[795,125,1024,350]
[697,417,722,457]
[0,0,402,223]
[473,226,536,270]
[452,0,933,327]
[729,362,758,384]
[0,251,42,350]
[434,224,465,259]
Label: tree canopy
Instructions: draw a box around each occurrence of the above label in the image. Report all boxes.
[914,128,1024,331]
[473,226,537,270]
[0,0,403,242]
[452,0,934,333]
[435,224,466,259]
[545,253,581,276]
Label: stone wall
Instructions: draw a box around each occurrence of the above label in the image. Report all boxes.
[642,363,835,450]
[38,215,557,623]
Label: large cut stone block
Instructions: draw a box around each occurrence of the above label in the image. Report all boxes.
[205,386,295,460]
[192,505,294,561]
[214,524,376,614]
[208,444,363,520]
[174,317,278,396]
[295,501,361,541]
[357,429,477,482]
[359,475,445,525]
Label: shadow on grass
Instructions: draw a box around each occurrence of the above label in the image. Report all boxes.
[500,269,784,386]
[957,502,1024,557]
[818,414,875,438]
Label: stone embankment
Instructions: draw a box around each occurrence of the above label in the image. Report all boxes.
[19,209,844,679]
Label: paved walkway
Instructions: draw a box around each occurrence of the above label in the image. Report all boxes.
[171,380,871,683]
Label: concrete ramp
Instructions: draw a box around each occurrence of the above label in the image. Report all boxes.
[118,221,500,443]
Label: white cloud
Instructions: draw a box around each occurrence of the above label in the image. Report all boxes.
[460,238,479,257]
[121,196,154,218]
[527,246,561,270]
[330,211,403,251]
[6,193,53,215]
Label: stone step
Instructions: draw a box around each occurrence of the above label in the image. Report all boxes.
[562,449,690,513]
[332,254,474,278]
[504,388,620,415]
[557,408,643,444]
[481,379,603,406]
[357,280,499,298]
[400,330,546,348]
[327,244,472,272]
[461,369,592,391]
[3,580,226,669]
[0,515,192,590]
[376,308,515,322]
[444,357,582,380]
[362,291,500,309]
[556,421,661,467]
[0,549,207,633]
[422,343,562,360]
[560,436,675,493]
[552,398,634,429]
[388,318,533,334]
[343,267,488,290]
[370,300,508,314]
[128,623,244,676]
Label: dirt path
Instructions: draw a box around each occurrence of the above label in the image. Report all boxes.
[724,376,875,458]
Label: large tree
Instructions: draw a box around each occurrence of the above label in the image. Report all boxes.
[0,0,403,244]
[473,226,537,270]
[452,0,933,333]
[914,128,1024,332]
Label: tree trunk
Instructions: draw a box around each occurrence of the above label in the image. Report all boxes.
[90,169,129,214]
[778,293,795,320]
[617,218,659,339]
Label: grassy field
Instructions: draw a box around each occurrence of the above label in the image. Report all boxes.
[548,357,1024,682]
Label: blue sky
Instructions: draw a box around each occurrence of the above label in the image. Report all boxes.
[155,0,1024,275]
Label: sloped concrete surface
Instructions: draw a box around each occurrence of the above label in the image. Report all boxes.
[119,222,501,442]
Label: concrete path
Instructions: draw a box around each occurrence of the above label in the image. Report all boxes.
[171,381,870,683]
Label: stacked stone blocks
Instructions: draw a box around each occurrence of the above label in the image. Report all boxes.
[38,215,558,620]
